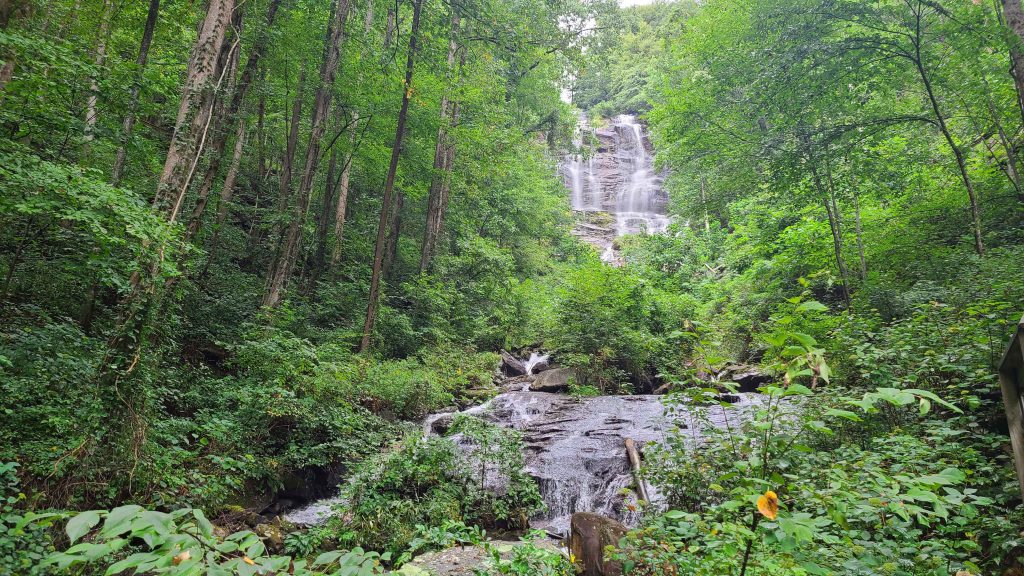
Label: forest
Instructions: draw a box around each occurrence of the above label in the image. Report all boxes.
[2,0,1024,573]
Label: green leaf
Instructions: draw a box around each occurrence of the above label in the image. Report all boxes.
[102,505,142,538]
[796,300,828,313]
[66,510,102,543]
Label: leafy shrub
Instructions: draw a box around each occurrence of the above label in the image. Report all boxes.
[341,420,542,559]
[45,505,388,575]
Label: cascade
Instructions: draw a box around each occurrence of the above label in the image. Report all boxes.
[562,113,669,262]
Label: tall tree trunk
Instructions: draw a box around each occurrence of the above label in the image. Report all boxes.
[267,67,306,258]
[420,8,460,272]
[111,0,160,185]
[803,135,851,307]
[94,0,235,485]
[1000,0,1024,125]
[184,0,281,242]
[153,0,236,222]
[384,6,396,53]
[328,113,358,273]
[263,0,351,308]
[201,118,246,281]
[83,0,114,155]
[383,190,404,278]
[911,29,984,255]
[699,175,711,235]
[361,0,424,352]
[183,6,244,243]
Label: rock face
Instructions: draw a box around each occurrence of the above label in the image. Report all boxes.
[569,512,627,576]
[719,363,772,392]
[529,367,575,392]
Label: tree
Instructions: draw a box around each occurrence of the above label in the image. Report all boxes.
[361,0,424,352]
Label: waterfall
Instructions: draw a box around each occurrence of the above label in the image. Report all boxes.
[613,114,669,236]
[562,113,669,263]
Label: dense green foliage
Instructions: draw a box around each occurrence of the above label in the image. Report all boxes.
[3,0,1024,572]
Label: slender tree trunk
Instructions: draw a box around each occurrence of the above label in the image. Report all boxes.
[263,0,351,308]
[361,0,424,352]
[201,119,246,281]
[383,190,404,278]
[111,0,160,185]
[384,6,396,53]
[911,42,984,255]
[852,188,867,281]
[803,136,851,307]
[329,113,358,273]
[1000,0,1024,125]
[83,0,114,155]
[268,67,306,255]
[699,175,711,235]
[420,9,461,272]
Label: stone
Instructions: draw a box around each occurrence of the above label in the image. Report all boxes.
[721,363,772,392]
[500,350,527,376]
[569,512,627,576]
[529,367,574,392]
[255,523,284,553]
[429,413,455,435]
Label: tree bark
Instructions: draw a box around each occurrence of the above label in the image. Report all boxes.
[361,0,424,352]
[329,113,358,273]
[420,8,461,272]
[153,0,236,223]
[1000,0,1024,125]
[111,0,160,186]
[183,5,244,242]
[852,188,867,281]
[383,190,404,278]
[94,0,235,481]
[184,0,281,243]
[201,118,247,281]
[263,0,351,308]
[83,0,114,155]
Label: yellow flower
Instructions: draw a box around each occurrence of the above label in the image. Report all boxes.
[756,490,779,520]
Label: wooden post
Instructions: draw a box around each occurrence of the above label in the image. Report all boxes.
[998,315,1024,502]
[624,437,650,503]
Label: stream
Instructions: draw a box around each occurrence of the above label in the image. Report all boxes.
[285,115,710,534]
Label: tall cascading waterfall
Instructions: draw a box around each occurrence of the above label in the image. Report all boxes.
[614,115,670,236]
[562,113,669,262]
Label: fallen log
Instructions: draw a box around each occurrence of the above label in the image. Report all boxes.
[624,437,650,503]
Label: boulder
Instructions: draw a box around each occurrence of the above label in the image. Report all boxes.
[724,364,772,392]
[569,512,627,576]
[255,523,284,553]
[428,413,456,435]
[500,350,527,376]
[530,367,574,392]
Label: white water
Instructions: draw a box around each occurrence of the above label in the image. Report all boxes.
[566,114,604,212]
[613,114,670,236]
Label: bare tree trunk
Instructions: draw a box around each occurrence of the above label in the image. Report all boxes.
[267,66,305,253]
[383,190,404,278]
[699,175,711,235]
[361,0,424,352]
[83,0,114,155]
[184,0,281,243]
[420,8,461,272]
[153,0,236,222]
[111,0,160,185]
[93,0,235,485]
[328,113,358,272]
[1000,0,1024,125]
[263,0,351,308]
[384,6,396,53]
[803,136,851,307]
